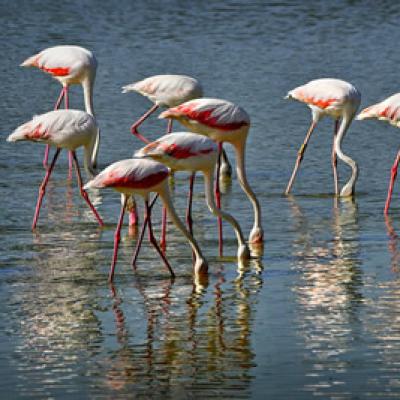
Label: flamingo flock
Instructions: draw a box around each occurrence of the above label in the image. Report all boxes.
[6,45,400,282]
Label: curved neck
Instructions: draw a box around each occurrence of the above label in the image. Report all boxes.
[158,182,205,265]
[335,113,358,196]
[203,169,247,247]
[233,139,262,232]
[82,76,95,116]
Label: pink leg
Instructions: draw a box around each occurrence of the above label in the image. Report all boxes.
[146,200,175,278]
[215,143,223,256]
[132,195,159,269]
[285,120,318,195]
[384,150,400,215]
[32,148,61,230]
[130,104,159,144]
[109,197,127,282]
[43,87,66,169]
[71,152,104,226]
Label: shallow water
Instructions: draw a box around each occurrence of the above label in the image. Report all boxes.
[2,1,400,398]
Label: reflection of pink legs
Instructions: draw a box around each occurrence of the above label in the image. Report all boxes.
[385,150,400,215]
[130,104,159,144]
[71,151,104,227]
[109,198,127,282]
[32,148,61,230]
[215,143,223,256]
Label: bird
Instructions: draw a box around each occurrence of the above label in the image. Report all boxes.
[7,109,104,230]
[20,45,99,172]
[356,93,400,214]
[158,98,264,246]
[285,78,361,197]
[84,158,208,282]
[136,132,251,262]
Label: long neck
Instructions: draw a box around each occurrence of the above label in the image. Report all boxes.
[158,182,206,273]
[233,139,262,232]
[203,169,247,247]
[335,113,358,197]
[82,76,100,169]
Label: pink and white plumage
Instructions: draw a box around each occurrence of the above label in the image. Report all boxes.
[136,132,250,261]
[159,98,263,246]
[84,158,208,281]
[21,45,99,168]
[285,78,361,197]
[7,109,103,229]
[357,93,400,214]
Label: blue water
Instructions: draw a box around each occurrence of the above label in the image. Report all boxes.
[1,1,400,398]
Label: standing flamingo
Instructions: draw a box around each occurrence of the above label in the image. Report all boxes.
[159,98,264,246]
[20,45,99,172]
[6,109,104,229]
[285,78,361,196]
[84,158,208,282]
[136,132,250,262]
[356,93,400,214]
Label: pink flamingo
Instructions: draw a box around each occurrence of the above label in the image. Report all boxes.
[84,158,208,282]
[136,132,250,261]
[285,78,361,197]
[357,93,400,214]
[159,98,264,246]
[7,109,104,229]
[20,45,99,173]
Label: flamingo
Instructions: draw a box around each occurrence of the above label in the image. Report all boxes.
[84,158,208,282]
[20,45,99,173]
[284,78,361,197]
[136,132,251,262]
[356,93,400,214]
[6,109,104,229]
[158,98,264,246]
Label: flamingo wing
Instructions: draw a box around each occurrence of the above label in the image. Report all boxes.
[357,93,400,127]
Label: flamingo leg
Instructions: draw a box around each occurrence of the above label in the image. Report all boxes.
[285,120,318,195]
[215,143,223,256]
[109,196,127,282]
[132,195,159,269]
[71,151,104,226]
[384,150,400,215]
[167,118,173,134]
[146,199,175,278]
[32,148,61,230]
[332,119,339,196]
[43,87,66,169]
[130,104,159,144]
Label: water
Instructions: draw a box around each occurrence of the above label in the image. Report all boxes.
[1,0,400,398]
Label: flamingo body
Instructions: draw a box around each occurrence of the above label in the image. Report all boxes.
[122,74,203,107]
[21,45,97,88]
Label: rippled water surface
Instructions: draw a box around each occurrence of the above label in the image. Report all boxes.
[2,1,400,398]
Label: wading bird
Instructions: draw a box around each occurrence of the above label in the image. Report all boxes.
[357,93,400,214]
[159,98,264,246]
[285,78,361,197]
[136,132,250,261]
[84,158,208,282]
[21,45,99,172]
[7,109,104,229]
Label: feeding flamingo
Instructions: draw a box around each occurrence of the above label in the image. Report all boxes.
[84,158,208,282]
[20,45,99,173]
[6,109,104,229]
[357,93,400,214]
[136,132,250,262]
[285,78,361,197]
[159,98,264,246]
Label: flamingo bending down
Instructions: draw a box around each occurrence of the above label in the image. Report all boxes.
[84,158,208,282]
[6,109,104,229]
[21,45,99,171]
[285,78,361,197]
[159,98,264,245]
[136,132,251,262]
[357,93,400,214]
